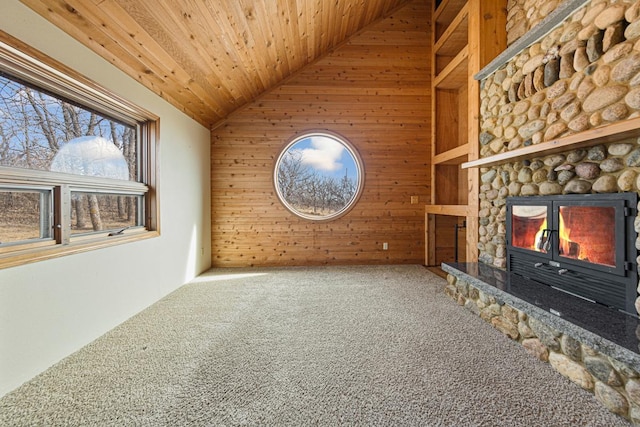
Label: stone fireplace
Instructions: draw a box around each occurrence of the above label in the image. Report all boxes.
[506,192,638,314]
[442,0,640,423]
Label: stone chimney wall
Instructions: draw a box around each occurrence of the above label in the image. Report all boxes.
[507,0,566,45]
[478,0,640,311]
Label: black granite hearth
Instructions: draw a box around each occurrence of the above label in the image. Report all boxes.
[443,262,640,372]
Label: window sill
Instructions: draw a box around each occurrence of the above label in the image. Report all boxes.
[0,229,159,269]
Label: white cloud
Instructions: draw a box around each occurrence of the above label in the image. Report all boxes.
[298,136,345,172]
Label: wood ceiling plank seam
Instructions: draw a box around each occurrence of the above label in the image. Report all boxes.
[156,0,247,108]
[279,0,300,74]
[294,0,309,66]
[208,0,418,130]
[305,0,319,62]
[204,2,269,103]
[94,0,227,119]
[227,0,271,95]
[189,1,257,103]
[326,0,339,48]
[250,1,286,85]
[118,0,238,111]
[18,0,214,125]
[318,0,330,54]
[262,1,291,80]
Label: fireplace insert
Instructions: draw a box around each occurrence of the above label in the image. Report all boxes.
[506,193,638,315]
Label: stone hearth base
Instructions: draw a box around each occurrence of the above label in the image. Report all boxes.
[443,262,640,424]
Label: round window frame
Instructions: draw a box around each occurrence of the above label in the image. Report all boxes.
[273,131,365,221]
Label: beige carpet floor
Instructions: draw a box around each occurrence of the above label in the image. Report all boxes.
[0,265,630,426]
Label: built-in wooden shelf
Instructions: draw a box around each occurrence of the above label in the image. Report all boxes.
[434,0,468,36]
[433,143,469,165]
[434,3,469,56]
[434,46,468,89]
[425,204,471,216]
[462,116,640,169]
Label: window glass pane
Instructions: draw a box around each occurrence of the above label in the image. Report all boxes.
[70,192,141,235]
[0,189,51,244]
[0,75,137,181]
[275,133,363,220]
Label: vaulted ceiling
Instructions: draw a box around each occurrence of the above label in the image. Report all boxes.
[20,0,414,128]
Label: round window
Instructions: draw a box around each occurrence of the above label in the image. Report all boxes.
[274,132,364,221]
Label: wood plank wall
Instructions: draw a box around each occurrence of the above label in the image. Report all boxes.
[211,0,430,267]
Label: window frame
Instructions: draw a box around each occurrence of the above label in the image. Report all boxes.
[0,31,160,269]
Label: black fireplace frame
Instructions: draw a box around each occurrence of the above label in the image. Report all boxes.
[506,193,638,315]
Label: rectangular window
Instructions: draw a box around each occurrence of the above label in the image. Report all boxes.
[0,31,159,268]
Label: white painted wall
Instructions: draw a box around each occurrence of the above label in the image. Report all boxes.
[0,1,212,397]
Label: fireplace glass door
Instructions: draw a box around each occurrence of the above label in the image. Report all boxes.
[557,205,616,268]
[510,204,551,257]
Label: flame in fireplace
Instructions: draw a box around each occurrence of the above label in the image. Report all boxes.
[558,211,584,260]
[533,219,547,252]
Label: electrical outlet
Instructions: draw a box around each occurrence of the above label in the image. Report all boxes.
[411,195,419,204]
[383,242,388,250]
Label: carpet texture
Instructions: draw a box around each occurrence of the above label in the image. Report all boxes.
[0,265,630,426]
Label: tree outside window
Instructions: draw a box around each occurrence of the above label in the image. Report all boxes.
[274,132,363,220]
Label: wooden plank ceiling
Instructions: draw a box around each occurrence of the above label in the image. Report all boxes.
[19,0,413,128]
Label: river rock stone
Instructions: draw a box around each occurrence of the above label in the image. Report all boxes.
[602,102,628,122]
[479,131,495,146]
[544,59,560,87]
[518,167,533,183]
[546,80,568,100]
[481,169,497,183]
[568,114,590,132]
[594,382,629,416]
[544,122,568,141]
[523,54,545,75]
[585,357,622,386]
[549,352,594,390]
[625,20,640,40]
[587,31,604,62]
[508,182,522,196]
[564,179,592,194]
[609,143,633,156]
[532,169,547,183]
[582,2,607,26]
[583,85,628,113]
[575,162,601,179]
[520,183,539,196]
[561,21,583,43]
[594,4,626,30]
[577,77,596,100]
[628,147,640,167]
[539,182,563,195]
[603,22,626,53]
[590,111,603,127]
[574,46,590,72]
[593,175,617,192]
[518,119,545,139]
[588,145,607,161]
[523,338,549,361]
[544,155,566,168]
[627,1,640,22]
[625,88,640,109]
[558,170,576,185]
[618,170,637,191]
[579,23,600,41]
[602,42,633,64]
[552,92,576,111]
[592,64,610,87]
[600,157,625,173]
[627,379,640,406]
[567,149,587,163]
[561,101,581,122]
[561,335,582,361]
[491,316,519,339]
[559,54,575,79]
[513,100,530,115]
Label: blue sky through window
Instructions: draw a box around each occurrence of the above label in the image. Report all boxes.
[288,135,358,181]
